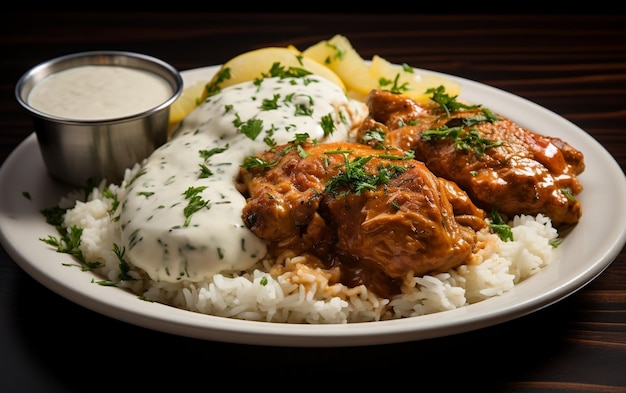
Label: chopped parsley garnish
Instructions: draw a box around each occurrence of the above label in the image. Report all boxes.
[241,156,278,170]
[260,94,281,110]
[488,210,513,242]
[320,113,336,137]
[420,87,503,156]
[426,85,481,117]
[263,61,313,80]
[458,112,500,127]
[379,72,410,94]
[323,150,409,196]
[293,94,315,116]
[550,238,563,248]
[199,164,213,178]
[322,42,346,64]
[95,243,134,287]
[112,243,132,281]
[204,67,231,97]
[263,125,278,148]
[103,188,120,222]
[233,114,264,140]
[182,186,211,227]
[40,192,117,272]
[291,133,311,144]
[126,167,147,187]
[41,205,67,228]
[360,129,387,149]
[294,103,313,116]
[560,187,576,201]
[422,126,502,156]
[295,144,308,158]
[199,145,229,160]
[40,224,85,261]
[241,133,313,170]
[197,146,228,179]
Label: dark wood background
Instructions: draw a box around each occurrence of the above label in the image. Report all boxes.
[1,13,625,392]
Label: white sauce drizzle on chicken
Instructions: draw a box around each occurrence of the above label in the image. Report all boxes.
[119,75,367,282]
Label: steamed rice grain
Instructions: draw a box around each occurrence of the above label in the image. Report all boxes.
[59,178,561,324]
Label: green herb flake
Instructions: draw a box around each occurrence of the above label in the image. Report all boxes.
[296,144,309,158]
[199,145,229,161]
[550,238,563,248]
[324,42,345,64]
[488,210,513,242]
[379,73,410,94]
[40,225,85,262]
[41,205,67,228]
[264,61,313,80]
[241,156,278,170]
[113,243,133,281]
[324,151,407,196]
[360,129,387,149]
[260,94,281,111]
[320,113,336,137]
[205,67,231,97]
[560,187,576,201]
[422,126,502,156]
[182,186,211,227]
[198,164,213,179]
[233,114,264,140]
[426,85,480,117]
[103,188,121,222]
[126,167,148,187]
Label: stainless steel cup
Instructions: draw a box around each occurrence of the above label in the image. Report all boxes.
[15,51,183,187]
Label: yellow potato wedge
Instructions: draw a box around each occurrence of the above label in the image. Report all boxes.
[206,46,345,93]
[302,34,375,100]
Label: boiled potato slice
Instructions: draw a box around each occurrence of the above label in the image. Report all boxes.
[302,34,375,100]
[368,55,461,103]
[168,80,208,133]
[175,37,461,133]
[303,34,460,102]
[206,46,345,94]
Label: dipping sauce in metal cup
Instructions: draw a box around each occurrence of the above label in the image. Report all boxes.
[15,51,183,187]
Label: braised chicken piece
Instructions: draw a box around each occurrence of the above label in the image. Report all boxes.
[237,140,487,298]
[357,89,585,226]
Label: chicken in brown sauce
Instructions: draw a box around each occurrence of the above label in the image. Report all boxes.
[357,89,585,226]
[237,140,487,297]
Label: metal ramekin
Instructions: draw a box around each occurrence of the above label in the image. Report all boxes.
[15,51,183,186]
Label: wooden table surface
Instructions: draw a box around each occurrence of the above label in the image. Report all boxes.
[1,13,625,392]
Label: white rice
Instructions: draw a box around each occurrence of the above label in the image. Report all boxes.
[58,172,561,324]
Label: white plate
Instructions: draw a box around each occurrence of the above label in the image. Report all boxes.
[2,65,625,347]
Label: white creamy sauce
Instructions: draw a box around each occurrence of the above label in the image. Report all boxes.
[120,75,367,282]
[28,65,172,120]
